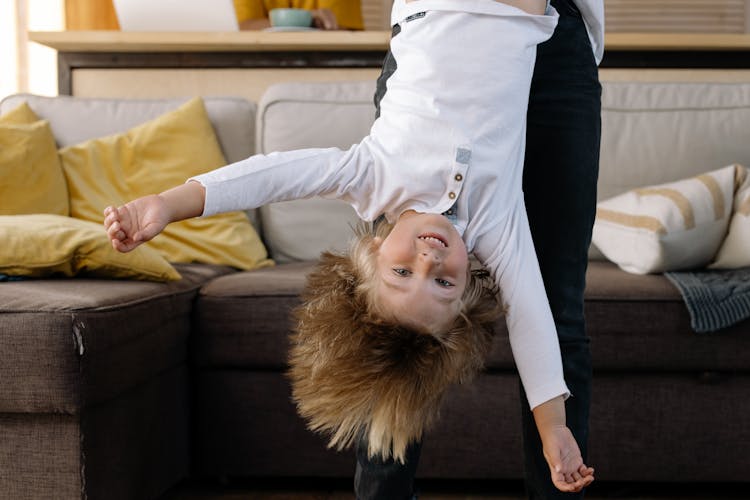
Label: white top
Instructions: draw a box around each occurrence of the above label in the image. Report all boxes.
[571,0,605,64]
[391,0,605,65]
[193,0,572,409]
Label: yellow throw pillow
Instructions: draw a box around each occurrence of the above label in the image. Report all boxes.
[0,101,40,125]
[0,103,69,216]
[592,164,737,274]
[60,97,272,271]
[710,165,750,269]
[0,214,180,281]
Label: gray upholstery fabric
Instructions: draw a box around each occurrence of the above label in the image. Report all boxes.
[83,366,190,500]
[590,373,750,481]
[0,264,232,499]
[190,259,750,483]
[0,414,81,499]
[192,261,750,372]
[192,262,310,369]
[0,367,190,500]
[0,264,232,413]
[192,371,526,479]
[585,261,750,371]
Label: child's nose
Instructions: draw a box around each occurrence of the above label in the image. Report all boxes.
[419,251,441,267]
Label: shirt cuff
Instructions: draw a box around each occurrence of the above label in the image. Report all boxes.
[526,381,571,410]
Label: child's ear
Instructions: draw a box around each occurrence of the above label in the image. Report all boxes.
[372,236,383,249]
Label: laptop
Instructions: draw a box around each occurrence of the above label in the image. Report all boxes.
[113,0,239,32]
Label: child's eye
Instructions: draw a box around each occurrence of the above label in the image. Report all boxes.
[435,278,454,287]
[393,268,410,276]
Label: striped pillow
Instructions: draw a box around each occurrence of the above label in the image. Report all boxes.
[592,165,737,274]
[710,165,750,269]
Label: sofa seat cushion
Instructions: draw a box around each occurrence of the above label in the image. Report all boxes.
[193,260,750,375]
[0,264,233,414]
[192,261,520,371]
[585,261,750,371]
[192,262,310,369]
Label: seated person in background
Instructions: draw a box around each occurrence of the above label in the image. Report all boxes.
[234,0,364,30]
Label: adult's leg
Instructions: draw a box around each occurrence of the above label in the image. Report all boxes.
[520,0,602,498]
[354,22,421,500]
[354,434,422,500]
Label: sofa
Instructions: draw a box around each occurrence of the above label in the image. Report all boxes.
[1,78,749,500]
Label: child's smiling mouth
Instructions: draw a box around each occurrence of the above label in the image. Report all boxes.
[419,234,448,248]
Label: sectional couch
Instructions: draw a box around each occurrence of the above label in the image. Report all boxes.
[1,78,749,500]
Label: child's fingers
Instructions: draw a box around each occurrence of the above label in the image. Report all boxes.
[103,207,117,227]
[103,206,127,235]
[106,220,125,241]
[111,237,128,252]
[553,466,595,493]
[111,235,139,253]
[579,464,595,476]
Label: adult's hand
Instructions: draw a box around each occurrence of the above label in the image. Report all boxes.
[311,8,338,30]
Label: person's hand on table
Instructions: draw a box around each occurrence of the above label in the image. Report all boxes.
[311,8,338,30]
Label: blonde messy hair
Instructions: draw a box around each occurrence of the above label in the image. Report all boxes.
[288,221,502,463]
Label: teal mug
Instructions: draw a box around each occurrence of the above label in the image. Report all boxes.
[269,8,313,28]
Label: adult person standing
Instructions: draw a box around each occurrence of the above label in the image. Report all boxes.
[357,0,604,498]
[234,0,364,30]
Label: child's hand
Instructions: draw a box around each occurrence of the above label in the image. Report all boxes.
[103,195,169,253]
[540,424,595,493]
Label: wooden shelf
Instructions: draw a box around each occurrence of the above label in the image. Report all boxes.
[28,30,392,52]
[27,31,750,95]
[29,30,750,53]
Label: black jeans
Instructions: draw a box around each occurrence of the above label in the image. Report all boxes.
[359,1,601,498]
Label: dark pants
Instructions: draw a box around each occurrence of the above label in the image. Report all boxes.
[359,1,601,498]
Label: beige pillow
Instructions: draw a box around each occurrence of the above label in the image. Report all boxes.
[0,102,69,216]
[710,165,750,269]
[593,165,737,274]
[0,214,180,281]
[60,97,272,271]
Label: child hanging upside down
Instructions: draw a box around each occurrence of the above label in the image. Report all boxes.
[104,0,595,492]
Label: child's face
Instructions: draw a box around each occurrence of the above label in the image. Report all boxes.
[374,211,469,333]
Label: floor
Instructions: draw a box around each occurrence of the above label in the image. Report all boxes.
[161,478,747,500]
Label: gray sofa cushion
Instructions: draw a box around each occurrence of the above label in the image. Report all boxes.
[0,264,232,413]
[192,261,750,373]
[192,262,310,369]
[599,82,750,201]
[256,82,376,263]
[585,261,750,371]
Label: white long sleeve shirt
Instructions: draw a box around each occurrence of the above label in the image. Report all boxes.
[193,0,577,409]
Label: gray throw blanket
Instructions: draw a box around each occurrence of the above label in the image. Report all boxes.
[665,267,750,333]
[0,274,26,282]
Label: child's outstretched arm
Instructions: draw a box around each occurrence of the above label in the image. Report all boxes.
[533,396,595,492]
[103,181,206,252]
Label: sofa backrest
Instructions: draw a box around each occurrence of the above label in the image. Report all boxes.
[1,93,260,228]
[255,79,750,262]
[5,80,749,265]
[0,93,256,165]
[599,81,750,200]
[255,81,377,263]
